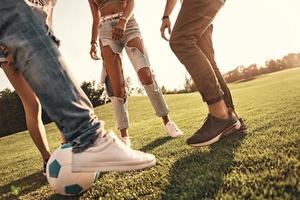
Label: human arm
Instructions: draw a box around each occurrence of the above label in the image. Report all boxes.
[88,0,101,60]
[160,0,178,41]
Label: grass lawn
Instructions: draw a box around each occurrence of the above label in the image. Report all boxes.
[0,68,299,200]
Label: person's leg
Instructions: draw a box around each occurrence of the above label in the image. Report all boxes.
[100,41,130,144]
[125,37,170,121]
[2,58,51,161]
[0,1,100,152]
[137,67,171,124]
[169,0,241,146]
[0,0,156,172]
[197,25,234,110]
[169,0,227,117]
[124,32,182,138]
[198,25,247,132]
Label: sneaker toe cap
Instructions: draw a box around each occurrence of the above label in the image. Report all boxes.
[186,134,204,145]
[133,150,156,161]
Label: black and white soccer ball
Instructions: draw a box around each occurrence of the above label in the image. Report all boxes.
[46,144,99,196]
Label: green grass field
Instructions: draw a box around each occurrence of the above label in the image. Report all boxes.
[0,68,300,200]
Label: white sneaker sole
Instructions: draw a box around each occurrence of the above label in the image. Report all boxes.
[72,158,156,172]
[190,120,241,147]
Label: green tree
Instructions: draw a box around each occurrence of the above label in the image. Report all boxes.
[0,89,25,137]
[161,85,167,94]
[80,81,107,107]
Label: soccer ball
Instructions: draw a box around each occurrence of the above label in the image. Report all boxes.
[46,144,99,196]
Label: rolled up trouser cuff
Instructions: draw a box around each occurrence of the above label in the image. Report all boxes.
[71,118,103,153]
[144,82,169,117]
[110,96,130,130]
[206,95,224,105]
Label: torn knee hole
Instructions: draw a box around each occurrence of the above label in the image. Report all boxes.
[138,68,154,85]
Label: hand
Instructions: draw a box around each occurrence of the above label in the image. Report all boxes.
[90,43,100,60]
[112,19,126,40]
[160,18,172,41]
[0,45,13,66]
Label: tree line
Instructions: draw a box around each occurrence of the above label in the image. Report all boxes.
[0,81,109,137]
[161,52,300,94]
[224,53,300,83]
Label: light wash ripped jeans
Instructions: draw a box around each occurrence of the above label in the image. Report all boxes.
[99,15,169,130]
[0,0,102,153]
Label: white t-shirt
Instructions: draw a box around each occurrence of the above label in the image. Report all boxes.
[24,0,57,30]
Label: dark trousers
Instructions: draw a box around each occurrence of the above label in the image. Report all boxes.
[170,0,234,108]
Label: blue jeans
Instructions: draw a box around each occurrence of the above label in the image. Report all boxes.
[0,0,102,153]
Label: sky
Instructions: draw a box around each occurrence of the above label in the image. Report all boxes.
[0,0,300,91]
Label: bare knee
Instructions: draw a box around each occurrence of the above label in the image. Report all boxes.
[138,68,153,85]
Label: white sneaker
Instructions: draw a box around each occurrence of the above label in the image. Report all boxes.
[165,121,183,138]
[120,136,131,147]
[72,131,156,172]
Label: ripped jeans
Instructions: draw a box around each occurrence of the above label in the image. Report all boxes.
[99,16,169,130]
[0,0,102,152]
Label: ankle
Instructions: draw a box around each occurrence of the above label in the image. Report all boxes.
[208,100,231,119]
[210,111,229,119]
[43,156,50,162]
[120,129,128,138]
[228,107,239,119]
[162,115,170,125]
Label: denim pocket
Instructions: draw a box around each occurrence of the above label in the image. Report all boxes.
[99,23,113,40]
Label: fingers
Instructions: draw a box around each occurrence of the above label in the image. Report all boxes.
[90,50,96,60]
[112,28,117,40]
[112,27,124,40]
[168,26,172,35]
[90,48,100,60]
[161,28,168,41]
[160,24,170,41]
[0,45,9,55]
[160,21,172,41]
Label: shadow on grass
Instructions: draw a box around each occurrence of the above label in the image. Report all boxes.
[0,170,47,199]
[140,136,172,152]
[49,195,79,200]
[162,132,246,199]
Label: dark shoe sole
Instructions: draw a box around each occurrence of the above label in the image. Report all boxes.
[190,120,241,147]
